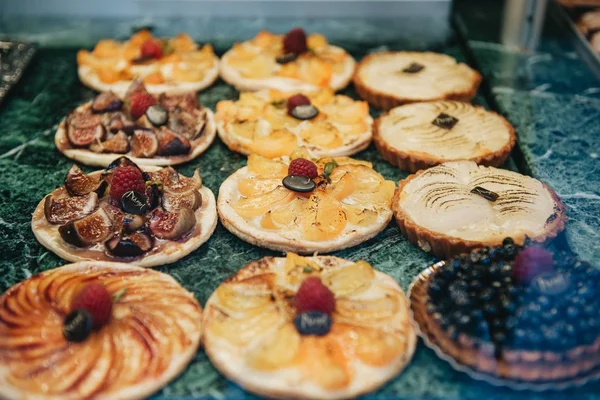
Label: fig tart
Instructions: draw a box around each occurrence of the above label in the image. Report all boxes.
[374,101,516,172]
[77,30,219,96]
[410,240,600,389]
[353,52,481,110]
[220,28,356,92]
[215,89,372,158]
[393,161,566,258]
[55,80,216,167]
[203,253,416,399]
[32,157,217,268]
[0,261,203,400]
[217,155,395,254]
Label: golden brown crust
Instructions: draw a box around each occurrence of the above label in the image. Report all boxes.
[392,171,567,259]
[352,52,482,110]
[410,266,600,385]
[372,106,516,172]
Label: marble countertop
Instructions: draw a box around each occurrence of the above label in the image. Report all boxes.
[0,1,599,399]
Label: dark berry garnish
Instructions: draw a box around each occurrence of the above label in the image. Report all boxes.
[63,309,93,342]
[513,247,554,284]
[293,311,332,336]
[283,27,308,55]
[291,104,319,120]
[282,175,316,193]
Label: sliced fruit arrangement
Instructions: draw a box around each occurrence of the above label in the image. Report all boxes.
[77,30,219,95]
[0,261,202,400]
[215,89,372,158]
[55,79,216,167]
[217,154,395,253]
[220,28,356,92]
[31,157,217,267]
[203,253,416,400]
[410,238,600,389]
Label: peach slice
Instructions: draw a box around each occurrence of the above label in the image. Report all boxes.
[171,33,196,52]
[341,203,378,226]
[335,288,400,321]
[270,198,304,227]
[301,192,347,241]
[229,121,258,139]
[215,274,275,313]
[316,157,372,169]
[238,178,281,198]
[332,324,405,367]
[283,252,323,285]
[306,89,335,108]
[93,40,121,58]
[298,336,351,390]
[240,56,275,79]
[247,154,288,178]
[262,105,301,130]
[206,307,282,347]
[337,164,385,193]
[233,187,295,219]
[300,121,343,149]
[245,323,300,371]
[297,56,333,87]
[322,96,369,125]
[326,169,355,201]
[307,34,329,49]
[249,129,297,158]
[321,260,374,298]
[349,180,395,208]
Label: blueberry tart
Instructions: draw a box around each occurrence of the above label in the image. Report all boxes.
[31,157,217,267]
[203,253,416,399]
[0,261,202,400]
[374,101,516,172]
[393,161,566,258]
[220,28,356,92]
[215,90,372,158]
[55,80,216,167]
[353,52,481,110]
[410,241,600,388]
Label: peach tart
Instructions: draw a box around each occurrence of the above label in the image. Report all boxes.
[77,30,219,96]
[203,253,416,399]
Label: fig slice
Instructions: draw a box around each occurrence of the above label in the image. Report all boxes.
[58,207,114,247]
[92,92,123,113]
[90,131,130,154]
[106,232,153,257]
[157,168,202,195]
[107,112,136,134]
[168,108,205,140]
[123,214,146,232]
[100,202,125,233]
[156,127,191,156]
[67,124,105,148]
[64,165,107,196]
[159,93,199,113]
[44,192,98,225]
[149,207,196,240]
[130,130,159,158]
[162,190,202,212]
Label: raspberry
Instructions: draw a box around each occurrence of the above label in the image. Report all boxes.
[513,247,555,284]
[110,166,146,201]
[141,39,163,59]
[294,277,335,314]
[129,93,157,120]
[71,283,113,328]
[283,27,308,55]
[287,94,311,116]
[288,158,318,179]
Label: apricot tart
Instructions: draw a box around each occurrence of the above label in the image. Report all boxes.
[0,261,203,400]
[55,80,216,167]
[353,52,481,110]
[31,157,217,267]
[203,253,416,399]
[374,101,516,172]
[393,161,566,258]
[410,240,600,389]
[77,30,219,96]
[220,28,356,92]
[215,90,372,158]
[217,155,395,253]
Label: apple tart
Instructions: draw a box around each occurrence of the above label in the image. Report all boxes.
[0,261,203,400]
[203,253,416,399]
[32,157,218,267]
[393,161,566,258]
[374,101,516,172]
[220,28,356,92]
[217,155,395,254]
[215,89,372,158]
[77,30,219,96]
[353,52,481,110]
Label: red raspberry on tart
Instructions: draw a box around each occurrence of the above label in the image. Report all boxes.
[71,282,113,328]
[141,39,163,59]
[109,165,146,200]
[130,92,157,120]
[286,93,311,115]
[294,276,336,314]
[283,27,308,54]
[288,158,318,179]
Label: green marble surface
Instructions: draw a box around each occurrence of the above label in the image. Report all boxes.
[0,8,599,400]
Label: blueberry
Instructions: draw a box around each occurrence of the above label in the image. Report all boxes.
[293,312,332,336]
[471,309,484,321]
[458,314,472,327]
[505,316,518,330]
[484,303,498,316]
[542,326,560,343]
[469,279,482,291]
[479,288,494,302]
[566,306,579,319]
[583,304,595,316]
[480,256,491,265]
[504,243,517,257]
[501,297,516,313]
[451,259,462,269]
[537,295,551,308]
[63,309,93,342]
[428,282,441,295]
[589,317,600,329]
[493,331,506,344]
[502,237,515,246]
[577,286,593,299]
[542,308,559,321]
[470,251,481,263]
[514,328,527,342]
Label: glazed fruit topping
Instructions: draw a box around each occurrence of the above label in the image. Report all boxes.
[282,175,316,193]
[288,158,318,179]
[71,283,113,329]
[146,104,168,126]
[283,27,308,55]
[129,92,157,120]
[432,112,459,130]
[295,277,336,314]
[106,232,153,257]
[513,247,554,284]
[63,309,93,342]
[92,91,123,113]
[293,311,333,336]
[110,165,147,201]
[140,39,163,59]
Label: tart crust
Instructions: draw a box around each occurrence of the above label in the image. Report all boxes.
[409,263,600,388]
[353,52,482,110]
[31,166,218,268]
[373,103,516,172]
[392,167,567,259]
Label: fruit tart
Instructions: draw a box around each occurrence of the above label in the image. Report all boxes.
[220,28,356,92]
[31,157,217,268]
[0,261,203,400]
[215,90,372,158]
[410,240,600,389]
[393,161,566,258]
[55,79,216,167]
[374,101,516,172]
[203,253,416,399]
[217,155,395,253]
[77,30,219,96]
[353,52,481,110]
